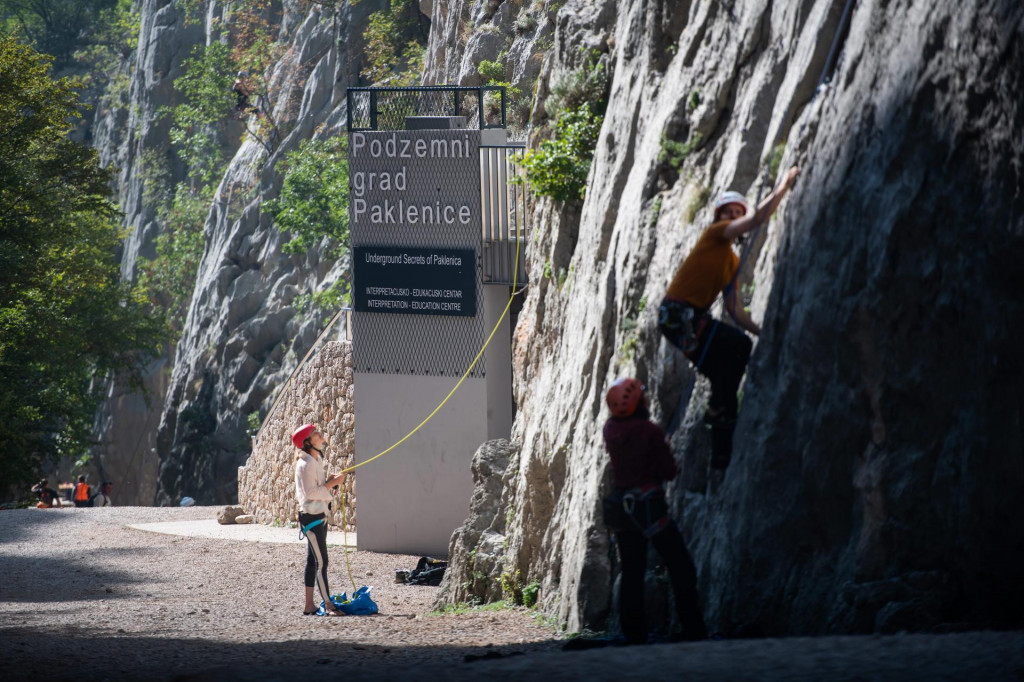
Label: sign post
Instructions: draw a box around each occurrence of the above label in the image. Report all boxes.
[347,110,510,555]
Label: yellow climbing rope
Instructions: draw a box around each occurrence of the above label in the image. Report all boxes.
[335,201,525,592]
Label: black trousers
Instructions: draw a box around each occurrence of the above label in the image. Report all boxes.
[661,309,752,419]
[616,521,707,643]
[299,512,331,603]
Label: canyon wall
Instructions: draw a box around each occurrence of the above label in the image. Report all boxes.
[91,0,1023,635]
[435,0,1024,636]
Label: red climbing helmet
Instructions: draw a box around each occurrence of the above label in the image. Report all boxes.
[606,378,644,418]
[291,423,315,450]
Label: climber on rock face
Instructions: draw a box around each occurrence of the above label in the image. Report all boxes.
[601,378,708,644]
[232,70,259,117]
[657,166,800,467]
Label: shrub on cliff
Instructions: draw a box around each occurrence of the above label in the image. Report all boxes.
[519,102,603,203]
[265,136,350,259]
[264,135,352,310]
[136,182,209,337]
[520,56,610,204]
[166,41,238,189]
[361,0,427,85]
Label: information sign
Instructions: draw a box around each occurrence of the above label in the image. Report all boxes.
[353,246,476,317]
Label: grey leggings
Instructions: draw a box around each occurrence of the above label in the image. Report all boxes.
[299,512,330,602]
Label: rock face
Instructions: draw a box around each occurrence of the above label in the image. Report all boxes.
[90,0,1023,637]
[433,0,1024,636]
[436,439,516,605]
[90,1,383,505]
[153,1,382,506]
[238,341,355,529]
[88,0,206,505]
[687,0,1024,636]
[421,0,554,134]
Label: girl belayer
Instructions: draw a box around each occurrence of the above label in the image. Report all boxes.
[658,166,800,467]
[293,423,346,616]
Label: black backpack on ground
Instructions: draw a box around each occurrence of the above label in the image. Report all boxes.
[407,557,448,586]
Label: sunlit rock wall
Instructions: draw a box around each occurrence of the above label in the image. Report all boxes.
[437,0,1024,636]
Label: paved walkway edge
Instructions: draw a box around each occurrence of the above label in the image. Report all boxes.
[128,518,358,546]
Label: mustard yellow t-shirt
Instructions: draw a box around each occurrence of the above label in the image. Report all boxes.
[664,221,738,309]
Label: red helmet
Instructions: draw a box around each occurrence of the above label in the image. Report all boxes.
[291,423,315,450]
[606,378,644,418]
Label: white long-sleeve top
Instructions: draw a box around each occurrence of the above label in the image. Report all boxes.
[295,452,333,515]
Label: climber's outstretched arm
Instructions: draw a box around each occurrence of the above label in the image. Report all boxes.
[723,166,801,240]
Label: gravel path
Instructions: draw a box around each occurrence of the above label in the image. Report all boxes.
[2,507,1021,681]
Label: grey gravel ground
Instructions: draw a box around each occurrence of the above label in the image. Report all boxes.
[1,506,1021,682]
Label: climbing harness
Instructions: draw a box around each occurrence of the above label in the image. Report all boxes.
[603,486,670,539]
[622,487,669,539]
[658,300,705,355]
[666,0,858,441]
[298,516,325,541]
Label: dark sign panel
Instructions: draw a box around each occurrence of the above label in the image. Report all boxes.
[353,246,477,317]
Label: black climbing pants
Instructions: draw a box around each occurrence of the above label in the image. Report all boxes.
[299,512,331,603]
[660,308,753,420]
[616,521,707,644]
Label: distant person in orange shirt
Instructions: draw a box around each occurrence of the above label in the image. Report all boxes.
[73,475,92,507]
[658,167,800,467]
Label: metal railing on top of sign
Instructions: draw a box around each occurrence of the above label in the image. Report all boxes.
[481,143,529,286]
[346,85,507,131]
[253,307,353,443]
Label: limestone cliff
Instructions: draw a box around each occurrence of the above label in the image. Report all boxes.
[92,0,385,504]
[90,0,206,504]
[152,0,390,505]
[436,0,1024,636]
[89,0,1023,637]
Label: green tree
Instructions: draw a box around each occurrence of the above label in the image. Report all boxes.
[0,36,162,492]
[72,0,139,101]
[520,102,603,203]
[361,0,427,85]
[0,0,117,70]
[166,41,238,189]
[265,136,350,258]
[264,136,351,309]
[137,183,209,337]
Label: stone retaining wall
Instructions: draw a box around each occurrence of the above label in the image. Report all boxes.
[238,341,355,530]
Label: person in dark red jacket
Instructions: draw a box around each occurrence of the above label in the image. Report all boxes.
[603,378,707,644]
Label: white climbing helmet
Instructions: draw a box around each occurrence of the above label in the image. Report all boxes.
[714,190,749,218]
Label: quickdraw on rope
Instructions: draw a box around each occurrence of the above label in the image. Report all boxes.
[666,0,857,438]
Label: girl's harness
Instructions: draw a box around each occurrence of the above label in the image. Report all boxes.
[299,517,325,540]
